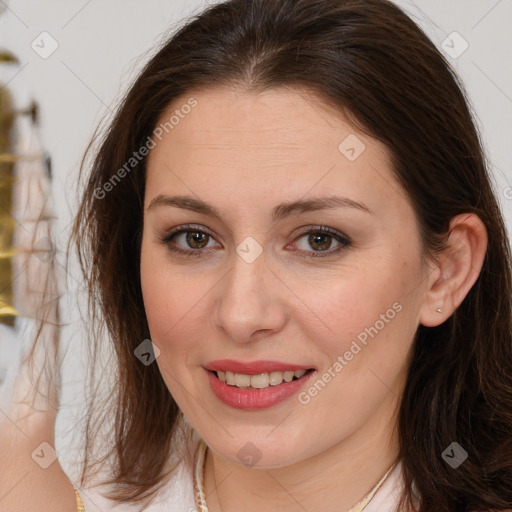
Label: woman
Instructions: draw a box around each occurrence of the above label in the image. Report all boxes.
[1,0,511,511]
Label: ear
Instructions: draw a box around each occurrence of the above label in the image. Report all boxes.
[419,213,488,327]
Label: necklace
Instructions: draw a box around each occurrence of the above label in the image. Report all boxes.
[193,439,398,512]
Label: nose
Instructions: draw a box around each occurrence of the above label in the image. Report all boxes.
[213,245,287,344]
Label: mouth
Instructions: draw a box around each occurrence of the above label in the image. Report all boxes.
[207,368,316,390]
[204,361,317,410]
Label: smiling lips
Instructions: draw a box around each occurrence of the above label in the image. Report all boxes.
[218,368,309,388]
[204,359,314,387]
[204,359,316,409]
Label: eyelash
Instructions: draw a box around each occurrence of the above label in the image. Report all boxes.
[158,224,351,259]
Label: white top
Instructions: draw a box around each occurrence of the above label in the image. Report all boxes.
[78,418,407,512]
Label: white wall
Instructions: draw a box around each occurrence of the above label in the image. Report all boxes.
[1,0,511,479]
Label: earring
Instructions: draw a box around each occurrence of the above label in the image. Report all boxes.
[436,308,443,313]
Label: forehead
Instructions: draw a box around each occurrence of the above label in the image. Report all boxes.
[149,85,378,159]
[144,85,401,217]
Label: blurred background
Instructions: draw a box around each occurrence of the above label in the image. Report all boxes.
[0,0,511,483]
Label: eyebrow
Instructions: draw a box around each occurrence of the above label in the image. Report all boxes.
[146,194,374,221]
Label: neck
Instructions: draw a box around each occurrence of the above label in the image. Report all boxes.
[203,392,402,512]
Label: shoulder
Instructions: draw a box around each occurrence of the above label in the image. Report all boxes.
[0,415,77,512]
[78,415,200,512]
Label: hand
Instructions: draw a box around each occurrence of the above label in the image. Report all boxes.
[0,115,76,511]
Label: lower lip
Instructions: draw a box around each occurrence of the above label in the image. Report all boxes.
[205,369,316,410]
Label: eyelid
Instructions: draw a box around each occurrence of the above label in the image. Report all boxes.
[292,224,350,242]
[164,223,216,239]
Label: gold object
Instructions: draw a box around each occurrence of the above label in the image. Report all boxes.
[0,153,18,163]
[0,50,18,64]
[0,34,39,326]
[0,81,17,326]
[73,484,86,512]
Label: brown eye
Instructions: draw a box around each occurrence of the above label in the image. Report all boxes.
[159,224,220,257]
[307,232,333,251]
[185,231,210,249]
[292,226,351,258]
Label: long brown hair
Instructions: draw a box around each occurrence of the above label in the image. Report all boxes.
[69,0,512,510]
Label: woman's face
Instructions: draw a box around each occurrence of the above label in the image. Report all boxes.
[140,85,432,468]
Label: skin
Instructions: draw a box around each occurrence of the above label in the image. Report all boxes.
[140,85,487,512]
[0,267,76,510]
[0,87,488,512]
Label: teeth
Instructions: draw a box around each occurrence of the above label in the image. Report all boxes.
[234,373,251,387]
[216,369,308,389]
[251,373,269,389]
[269,371,286,385]
[283,371,295,382]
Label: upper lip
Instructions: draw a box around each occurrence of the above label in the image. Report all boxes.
[204,359,314,375]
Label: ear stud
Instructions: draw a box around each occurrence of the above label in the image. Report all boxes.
[436,308,443,313]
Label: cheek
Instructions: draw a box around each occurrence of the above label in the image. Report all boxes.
[140,247,213,363]
[296,259,421,408]
[299,263,411,357]
[140,253,204,402]
[142,273,195,344]
[296,267,417,424]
